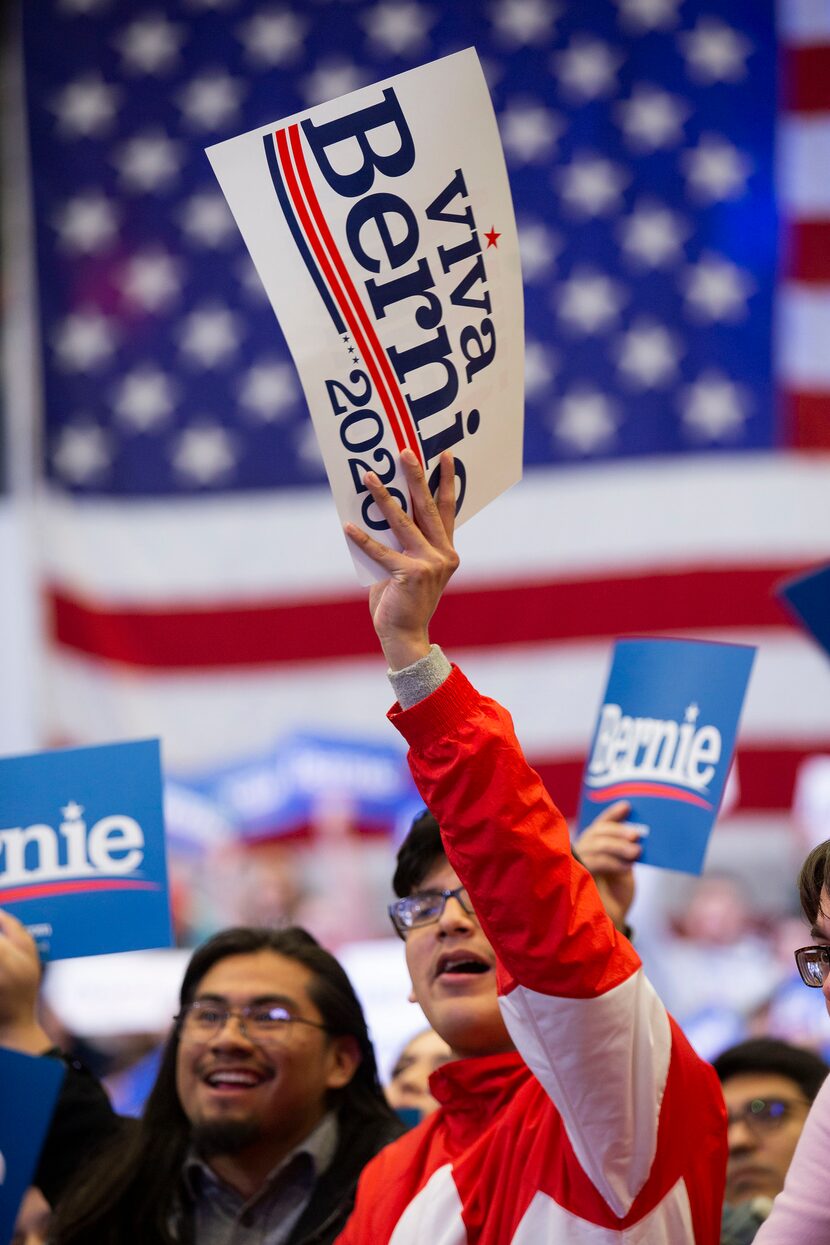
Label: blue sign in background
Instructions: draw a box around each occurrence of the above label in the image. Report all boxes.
[577,638,755,874]
[777,564,830,661]
[0,1048,64,1245]
[0,739,172,960]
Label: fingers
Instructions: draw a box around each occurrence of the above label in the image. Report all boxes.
[583,832,642,863]
[434,451,457,541]
[600,800,632,822]
[345,517,407,571]
[344,449,459,573]
[575,808,646,875]
[397,449,457,554]
[402,449,456,547]
[0,908,33,950]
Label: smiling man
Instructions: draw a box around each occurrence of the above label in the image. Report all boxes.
[0,918,402,1245]
[337,450,728,1244]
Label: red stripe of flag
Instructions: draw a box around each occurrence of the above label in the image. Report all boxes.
[783,45,830,113]
[47,562,812,670]
[783,392,830,448]
[286,124,422,461]
[787,222,830,283]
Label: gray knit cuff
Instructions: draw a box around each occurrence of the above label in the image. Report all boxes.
[388,644,452,709]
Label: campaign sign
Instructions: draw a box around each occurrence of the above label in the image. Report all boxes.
[207,48,523,584]
[0,1048,64,1245]
[0,739,172,960]
[777,563,830,659]
[577,639,756,874]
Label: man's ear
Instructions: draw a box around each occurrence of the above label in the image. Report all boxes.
[408,988,417,1004]
[326,1034,362,1090]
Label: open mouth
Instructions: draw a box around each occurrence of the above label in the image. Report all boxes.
[436,953,491,978]
[203,1068,268,1090]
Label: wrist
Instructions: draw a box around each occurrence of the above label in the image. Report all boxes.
[0,1019,53,1055]
[380,632,431,673]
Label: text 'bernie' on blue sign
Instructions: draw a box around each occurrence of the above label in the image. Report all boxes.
[0,738,172,960]
[578,638,756,875]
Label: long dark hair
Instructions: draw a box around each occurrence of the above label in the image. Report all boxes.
[51,926,395,1245]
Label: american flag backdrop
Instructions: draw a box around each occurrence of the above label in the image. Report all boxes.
[14,0,830,821]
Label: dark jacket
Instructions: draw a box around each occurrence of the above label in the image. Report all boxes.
[35,1049,122,1206]
[268,1110,403,1245]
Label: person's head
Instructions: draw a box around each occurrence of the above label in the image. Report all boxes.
[795,840,830,1013]
[170,927,374,1177]
[389,810,513,1059]
[51,926,395,1244]
[386,1026,452,1116]
[713,1037,828,1205]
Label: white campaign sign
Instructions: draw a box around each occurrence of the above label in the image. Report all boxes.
[207,48,524,583]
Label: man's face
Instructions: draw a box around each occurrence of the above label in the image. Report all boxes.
[722,1072,811,1204]
[175,950,356,1166]
[403,857,513,1059]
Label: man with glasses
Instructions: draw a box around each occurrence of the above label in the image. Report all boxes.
[712,1038,827,1244]
[337,452,728,1244]
[0,916,402,1244]
[750,842,830,1242]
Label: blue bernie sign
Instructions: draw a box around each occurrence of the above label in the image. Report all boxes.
[777,563,830,661]
[0,1048,64,1245]
[577,639,756,875]
[0,739,172,960]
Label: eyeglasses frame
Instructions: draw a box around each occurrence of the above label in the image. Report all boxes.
[175,999,333,1043]
[388,883,476,940]
[726,1095,810,1134]
[794,944,830,988]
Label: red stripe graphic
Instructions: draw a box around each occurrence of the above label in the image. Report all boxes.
[584,782,713,809]
[286,124,422,460]
[275,126,421,461]
[534,744,822,818]
[0,878,162,904]
[48,562,812,670]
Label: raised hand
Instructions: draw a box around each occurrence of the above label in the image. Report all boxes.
[345,449,459,671]
[574,801,644,934]
[0,908,52,1053]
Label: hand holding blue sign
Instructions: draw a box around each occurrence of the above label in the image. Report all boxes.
[0,738,172,961]
[577,638,755,875]
[0,909,51,1056]
[573,801,644,933]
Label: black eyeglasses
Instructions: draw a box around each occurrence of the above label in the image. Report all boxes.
[726,1097,809,1134]
[794,944,830,988]
[176,1000,332,1044]
[388,884,476,939]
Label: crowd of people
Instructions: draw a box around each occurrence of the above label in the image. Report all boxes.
[4,450,830,1244]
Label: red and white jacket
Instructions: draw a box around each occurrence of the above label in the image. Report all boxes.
[337,666,726,1245]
